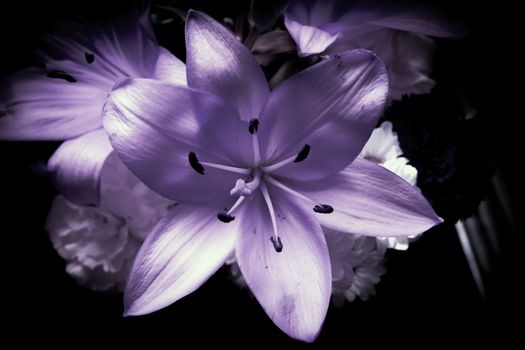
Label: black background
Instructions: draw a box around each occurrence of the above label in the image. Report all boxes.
[1,0,522,347]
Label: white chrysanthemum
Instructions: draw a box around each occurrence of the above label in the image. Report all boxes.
[360,121,419,250]
[325,228,387,306]
[46,155,174,291]
[359,121,417,186]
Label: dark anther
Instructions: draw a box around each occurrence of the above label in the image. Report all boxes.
[217,213,235,223]
[270,236,283,252]
[85,52,95,64]
[47,70,77,83]
[313,204,333,214]
[294,144,311,163]
[248,118,259,134]
[188,152,205,175]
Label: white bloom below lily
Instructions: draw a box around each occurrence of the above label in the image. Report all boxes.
[46,155,173,291]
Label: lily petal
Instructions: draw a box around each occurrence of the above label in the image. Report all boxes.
[259,49,388,181]
[153,47,187,86]
[124,203,238,316]
[366,6,467,38]
[185,10,269,121]
[285,0,466,57]
[103,78,253,202]
[284,16,339,56]
[48,129,113,206]
[236,187,331,342]
[38,2,161,85]
[0,68,107,140]
[286,158,442,237]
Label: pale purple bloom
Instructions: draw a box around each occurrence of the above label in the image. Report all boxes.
[0,4,185,206]
[284,0,466,99]
[103,10,442,342]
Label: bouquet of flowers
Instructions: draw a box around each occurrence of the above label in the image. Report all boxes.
[1,0,500,343]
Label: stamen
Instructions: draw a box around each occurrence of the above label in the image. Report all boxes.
[265,175,312,202]
[217,213,235,223]
[200,162,251,175]
[47,70,77,83]
[252,133,261,164]
[85,52,95,64]
[227,196,246,215]
[217,195,246,223]
[294,144,311,163]
[188,152,205,175]
[188,153,250,175]
[262,144,311,173]
[270,236,283,252]
[265,176,334,214]
[260,182,283,253]
[248,118,259,134]
[313,204,334,214]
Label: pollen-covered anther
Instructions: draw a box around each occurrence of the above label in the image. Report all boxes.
[294,144,311,163]
[248,118,259,134]
[217,212,235,223]
[47,70,77,83]
[270,236,283,252]
[188,151,205,175]
[85,52,95,64]
[313,204,334,214]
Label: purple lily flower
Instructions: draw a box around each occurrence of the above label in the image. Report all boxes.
[0,4,186,206]
[103,10,442,342]
[284,0,466,99]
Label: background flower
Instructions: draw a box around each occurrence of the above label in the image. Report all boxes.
[0,2,185,206]
[284,0,465,100]
[46,154,173,291]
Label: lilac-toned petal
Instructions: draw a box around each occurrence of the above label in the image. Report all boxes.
[89,14,161,79]
[367,7,467,38]
[39,3,160,83]
[153,47,187,85]
[48,129,113,206]
[286,0,339,28]
[103,78,253,202]
[284,0,374,56]
[125,203,238,316]
[329,28,437,100]
[0,68,107,140]
[236,187,331,342]
[259,49,388,181]
[185,10,269,121]
[287,158,442,237]
[284,15,339,56]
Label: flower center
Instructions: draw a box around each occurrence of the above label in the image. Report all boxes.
[187,119,333,253]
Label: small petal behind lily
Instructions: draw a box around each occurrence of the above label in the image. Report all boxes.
[285,0,465,100]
